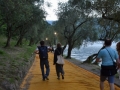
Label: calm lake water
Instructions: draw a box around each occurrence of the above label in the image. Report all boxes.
[64,42,117,62]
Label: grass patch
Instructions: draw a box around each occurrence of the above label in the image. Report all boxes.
[0,36,6,46]
[0,36,36,89]
[0,50,5,55]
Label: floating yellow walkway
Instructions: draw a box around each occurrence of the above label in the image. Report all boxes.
[20,53,120,90]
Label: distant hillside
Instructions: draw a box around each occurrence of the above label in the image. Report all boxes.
[47,20,57,25]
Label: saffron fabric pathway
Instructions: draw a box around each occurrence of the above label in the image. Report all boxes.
[20,53,120,90]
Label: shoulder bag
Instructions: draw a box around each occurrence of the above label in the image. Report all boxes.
[56,49,65,64]
[101,49,117,76]
[106,49,117,69]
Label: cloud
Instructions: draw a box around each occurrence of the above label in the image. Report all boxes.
[44,0,68,21]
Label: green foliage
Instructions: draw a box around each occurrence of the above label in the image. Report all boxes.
[8,78,15,83]
[0,50,5,55]
[0,35,36,88]
[0,0,46,47]
[0,24,7,35]
[25,45,36,54]
[92,0,120,22]
[20,45,36,61]
[0,35,6,45]
[55,1,99,58]
[69,0,80,5]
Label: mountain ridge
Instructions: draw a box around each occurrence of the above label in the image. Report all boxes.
[47,20,57,25]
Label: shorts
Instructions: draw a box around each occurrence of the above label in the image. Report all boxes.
[100,75,114,83]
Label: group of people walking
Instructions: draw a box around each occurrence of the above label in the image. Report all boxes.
[35,40,120,90]
[35,40,64,81]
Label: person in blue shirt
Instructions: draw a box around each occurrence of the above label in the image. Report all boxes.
[35,40,50,81]
[96,39,119,90]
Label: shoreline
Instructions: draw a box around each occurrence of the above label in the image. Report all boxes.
[66,58,120,87]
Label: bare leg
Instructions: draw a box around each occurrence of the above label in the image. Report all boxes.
[100,81,104,90]
[109,83,114,90]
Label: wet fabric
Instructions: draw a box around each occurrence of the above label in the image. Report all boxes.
[20,53,120,90]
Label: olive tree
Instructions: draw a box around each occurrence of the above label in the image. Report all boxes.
[55,2,98,58]
[67,0,120,64]
[0,0,45,47]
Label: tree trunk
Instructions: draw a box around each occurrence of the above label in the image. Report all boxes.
[15,29,28,46]
[66,44,73,58]
[28,38,34,46]
[35,39,39,44]
[83,46,105,64]
[4,26,12,48]
[15,36,23,46]
[83,53,98,64]
[62,44,67,52]
[4,36,11,48]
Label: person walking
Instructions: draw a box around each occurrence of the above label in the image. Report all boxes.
[116,42,120,79]
[51,47,54,53]
[35,40,50,81]
[96,39,119,90]
[53,42,64,80]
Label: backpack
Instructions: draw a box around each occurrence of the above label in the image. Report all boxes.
[38,46,48,60]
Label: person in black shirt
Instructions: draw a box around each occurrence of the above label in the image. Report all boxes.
[53,42,64,80]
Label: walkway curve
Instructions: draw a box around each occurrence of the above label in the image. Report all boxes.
[20,53,120,90]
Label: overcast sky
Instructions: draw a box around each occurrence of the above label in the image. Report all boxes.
[44,0,68,21]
